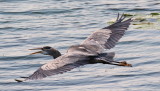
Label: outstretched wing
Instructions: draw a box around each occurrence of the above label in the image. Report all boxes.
[25,54,89,81]
[82,14,132,52]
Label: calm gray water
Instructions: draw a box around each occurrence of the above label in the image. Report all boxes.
[0,0,160,91]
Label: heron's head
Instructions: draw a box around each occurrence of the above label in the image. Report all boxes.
[29,46,61,58]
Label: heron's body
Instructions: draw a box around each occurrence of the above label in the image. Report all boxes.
[15,14,132,82]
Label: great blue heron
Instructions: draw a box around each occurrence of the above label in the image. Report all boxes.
[15,14,132,82]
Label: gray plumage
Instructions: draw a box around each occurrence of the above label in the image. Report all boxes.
[27,53,90,80]
[82,13,132,50]
[16,14,132,82]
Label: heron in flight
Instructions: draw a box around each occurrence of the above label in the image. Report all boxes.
[15,14,132,82]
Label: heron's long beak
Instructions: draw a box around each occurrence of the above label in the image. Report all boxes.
[29,51,43,55]
[29,48,43,55]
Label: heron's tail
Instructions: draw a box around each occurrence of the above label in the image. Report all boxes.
[97,52,115,57]
[106,52,115,59]
[96,52,115,61]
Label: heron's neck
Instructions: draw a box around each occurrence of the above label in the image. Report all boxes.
[51,49,61,59]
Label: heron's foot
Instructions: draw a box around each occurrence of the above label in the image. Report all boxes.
[118,61,132,67]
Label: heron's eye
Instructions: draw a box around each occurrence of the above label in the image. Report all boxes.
[43,46,51,50]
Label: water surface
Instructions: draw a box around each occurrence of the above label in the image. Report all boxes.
[0,0,160,91]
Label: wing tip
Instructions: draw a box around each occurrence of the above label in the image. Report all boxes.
[103,13,133,29]
[116,13,134,22]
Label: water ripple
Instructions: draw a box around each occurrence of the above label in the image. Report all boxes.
[0,0,160,91]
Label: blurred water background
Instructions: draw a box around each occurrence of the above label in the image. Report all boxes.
[0,0,160,91]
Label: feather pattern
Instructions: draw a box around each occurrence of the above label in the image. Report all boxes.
[82,14,132,50]
[26,53,90,80]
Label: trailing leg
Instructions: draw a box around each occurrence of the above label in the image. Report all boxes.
[90,52,132,67]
